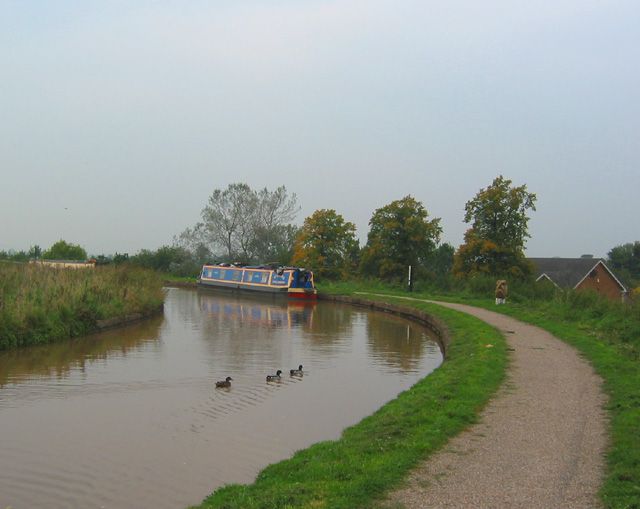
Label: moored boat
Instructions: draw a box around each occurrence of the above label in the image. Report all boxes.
[198,263,317,299]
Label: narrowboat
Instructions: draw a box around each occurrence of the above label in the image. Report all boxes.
[198,263,317,299]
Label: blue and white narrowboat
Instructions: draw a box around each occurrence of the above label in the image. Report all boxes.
[198,263,317,299]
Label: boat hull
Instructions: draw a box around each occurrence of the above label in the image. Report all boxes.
[198,279,286,293]
[287,288,318,300]
[197,279,317,299]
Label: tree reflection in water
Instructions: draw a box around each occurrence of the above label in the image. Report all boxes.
[366,312,442,372]
[0,316,163,388]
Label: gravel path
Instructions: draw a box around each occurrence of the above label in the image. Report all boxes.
[385,299,608,509]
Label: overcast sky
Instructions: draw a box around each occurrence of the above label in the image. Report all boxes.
[1,0,638,258]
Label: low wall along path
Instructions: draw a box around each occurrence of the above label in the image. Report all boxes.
[367,296,608,509]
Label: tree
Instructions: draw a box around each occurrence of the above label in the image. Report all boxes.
[42,240,87,261]
[0,249,29,262]
[255,186,299,234]
[291,209,359,280]
[180,183,299,263]
[128,245,205,276]
[426,242,455,276]
[453,175,536,278]
[453,229,532,277]
[250,186,300,262]
[252,224,299,265]
[360,196,442,280]
[200,183,259,261]
[28,245,42,259]
[607,241,640,288]
[112,252,129,265]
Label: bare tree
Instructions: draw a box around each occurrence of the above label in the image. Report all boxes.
[202,183,257,260]
[177,183,299,263]
[256,186,299,230]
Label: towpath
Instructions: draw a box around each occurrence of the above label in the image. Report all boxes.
[368,296,608,509]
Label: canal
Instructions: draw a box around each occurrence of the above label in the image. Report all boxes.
[0,288,443,509]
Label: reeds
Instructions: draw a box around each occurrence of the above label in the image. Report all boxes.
[0,262,164,349]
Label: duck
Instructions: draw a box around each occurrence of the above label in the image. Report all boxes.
[266,370,282,382]
[215,376,233,388]
[290,364,303,376]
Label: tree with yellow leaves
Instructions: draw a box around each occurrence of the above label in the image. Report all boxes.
[454,175,536,278]
[291,209,359,280]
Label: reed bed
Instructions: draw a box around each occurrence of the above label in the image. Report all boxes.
[0,262,164,350]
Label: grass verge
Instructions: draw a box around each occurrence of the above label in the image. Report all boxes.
[163,274,198,284]
[190,290,506,509]
[323,280,640,509]
[450,298,639,509]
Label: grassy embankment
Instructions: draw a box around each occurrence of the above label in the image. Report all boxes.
[163,274,198,286]
[0,262,165,350]
[191,291,507,509]
[323,280,640,509]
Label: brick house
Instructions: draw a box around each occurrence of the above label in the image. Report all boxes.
[529,257,628,301]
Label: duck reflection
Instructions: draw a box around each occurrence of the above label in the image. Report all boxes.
[0,316,163,388]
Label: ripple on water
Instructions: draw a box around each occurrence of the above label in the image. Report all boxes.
[0,289,442,509]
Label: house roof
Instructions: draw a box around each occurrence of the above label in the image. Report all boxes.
[528,257,627,292]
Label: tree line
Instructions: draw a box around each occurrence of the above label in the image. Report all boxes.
[0,240,86,263]
[3,177,638,294]
[288,176,538,283]
[172,183,450,281]
[168,177,638,294]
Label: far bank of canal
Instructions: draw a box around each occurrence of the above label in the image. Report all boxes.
[0,287,445,509]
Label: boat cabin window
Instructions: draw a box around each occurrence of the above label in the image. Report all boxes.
[271,271,291,286]
[221,269,242,282]
[243,270,270,284]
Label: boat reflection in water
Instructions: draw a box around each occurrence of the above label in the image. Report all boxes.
[198,289,316,330]
[0,288,442,509]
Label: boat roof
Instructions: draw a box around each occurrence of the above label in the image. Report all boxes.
[204,263,310,271]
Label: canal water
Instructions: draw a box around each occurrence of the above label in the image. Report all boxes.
[0,288,443,509]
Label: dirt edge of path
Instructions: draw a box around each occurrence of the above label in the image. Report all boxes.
[377,297,608,509]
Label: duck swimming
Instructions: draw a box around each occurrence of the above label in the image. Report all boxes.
[266,370,282,382]
[215,376,233,388]
[290,365,303,376]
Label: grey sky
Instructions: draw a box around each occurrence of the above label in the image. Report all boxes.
[1,0,638,258]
